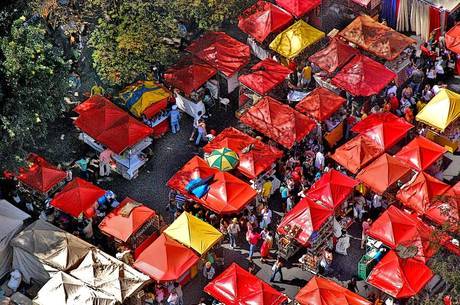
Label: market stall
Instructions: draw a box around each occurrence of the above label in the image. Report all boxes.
[239,96,316,149]
[424,182,459,232]
[275,0,321,18]
[204,263,288,305]
[164,56,217,117]
[308,37,359,75]
[331,134,384,174]
[238,1,293,60]
[167,156,257,214]
[74,96,154,180]
[118,80,171,137]
[186,32,250,95]
[295,276,372,305]
[99,197,165,258]
[394,136,447,171]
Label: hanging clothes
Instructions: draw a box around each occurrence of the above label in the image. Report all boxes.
[409,0,430,41]
[429,6,441,40]
[382,0,397,29]
[397,0,411,32]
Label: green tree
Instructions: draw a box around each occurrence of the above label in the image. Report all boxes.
[0,17,70,170]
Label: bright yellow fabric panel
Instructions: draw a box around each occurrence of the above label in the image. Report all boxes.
[416,89,460,131]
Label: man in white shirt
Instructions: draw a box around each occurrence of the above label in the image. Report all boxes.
[315,151,325,171]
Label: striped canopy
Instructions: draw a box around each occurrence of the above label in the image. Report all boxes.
[206,148,239,171]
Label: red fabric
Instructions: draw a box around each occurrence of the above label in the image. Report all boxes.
[164,56,217,95]
[356,153,412,195]
[367,250,433,298]
[239,58,292,95]
[204,263,288,305]
[17,154,66,193]
[133,233,199,282]
[74,97,153,154]
[51,178,106,218]
[295,87,346,121]
[240,97,316,149]
[99,197,156,242]
[275,0,320,18]
[308,38,359,74]
[351,112,414,150]
[397,172,450,216]
[142,98,168,119]
[429,7,441,40]
[238,1,293,43]
[425,183,459,232]
[186,32,250,77]
[394,136,447,171]
[306,169,359,210]
[351,0,371,6]
[167,156,256,214]
[332,55,396,97]
[331,134,384,174]
[277,197,333,246]
[445,24,460,54]
[203,127,283,179]
[151,119,170,138]
[368,206,438,263]
[296,276,372,305]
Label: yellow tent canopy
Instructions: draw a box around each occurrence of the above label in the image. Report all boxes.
[163,212,223,255]
[119,80,170,118]
[416,89,460,131]
[269,20,325,59]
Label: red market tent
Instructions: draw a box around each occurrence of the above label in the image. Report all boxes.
[275,0,320,18]
[17,154,66,194]
[239,97,316,149]
[239,58,293,95]
[203,127,283,179]
[356,153,412,195]
[295,87,346,121]
[186,32,250,77]
[425,182,459,232]
[204,263,288,305]
[396,172,450,215]
[51,178,106,218]
[331,134,384,174]
[99,197,157,243]
[351,112,414,150]
[308,38,359,74]
[331,55,396,97]
[367,250,433,298]
[296,276,372,305]
[164,56,217,96]
[368,205,438,263]
[306,169,359,210]
[133,233,199,282]
[74,97,153,154]
[277,197,333,246]
[238,1,293,43]
[167,156,256,214]
[394,136,447,171]
[444,24,460,54]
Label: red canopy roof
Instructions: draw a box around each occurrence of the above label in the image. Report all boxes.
[295,87,346,121]
[275,0,320,18]
[296,276,372,305]
[203,127,283,179]
[367,250,433,298]
[277,197,333,246]
[446,24,460,54]
[425,182,459,232]
[368,205,438,263]
[99,197,156,242]
[332,55,396,96]
[164,56,217,96]
[331,134,384,174]
[238,1,293,43]
[74,97,152,154]
[356,153,412,195]
[186,32,250,77]
[308,38,359,74]
[239,58,293,95]
[167,156,256,214]
[133,233,199,282]
[351,112,414,150]
[17,154,66,193]
[51,178,106,218]
[240,97,316,149]
[306,169,359,210]
[204,263,288,305]
[394,136,447,171]
[396,172,450,216]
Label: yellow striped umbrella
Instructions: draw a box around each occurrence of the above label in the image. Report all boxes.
[206,148,239,171]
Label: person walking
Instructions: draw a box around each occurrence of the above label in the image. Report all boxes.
[99,149,113,177]
[227,218,240,249]
[195,119,207,146]
[169,105,181,134]
[167,289,180,305]
[174,282,183,305]
[361,218,372,249]
[202,261,216,282]
[246,229,261,259]
[260,231,273,263]
[260,206,272,229]
[190,110,203,141]
[270,256,284,282]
